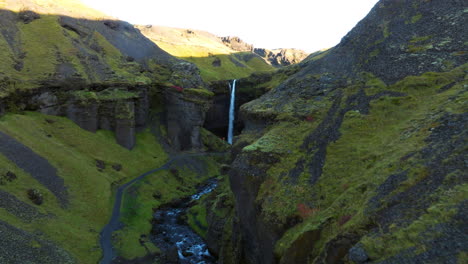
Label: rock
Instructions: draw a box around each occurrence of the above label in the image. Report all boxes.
[96,159,106,170]
[35,92,60,115]
[220,36,253,52]
[27,189,43,205]
[103,20,119,30]
[280,230,321,264]
[254,48,309,67]
[112,164,122,171]
[220,164,231,175]
[164,88,210,151]
[18,10,40,24]
[165,246,180,264]
[348,245,369,263]
[66,100,99,133]
[212,57,221,67]
[115,101,136,150]
[5,171,17,182]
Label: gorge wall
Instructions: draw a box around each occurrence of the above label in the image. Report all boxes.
[207,0,468,263]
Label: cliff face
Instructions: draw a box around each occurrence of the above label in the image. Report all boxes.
[220,0,468,263]
[0,6,211,150]
[254,48,309,67]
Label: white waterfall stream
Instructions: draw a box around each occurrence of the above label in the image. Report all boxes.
[227,79,236,145]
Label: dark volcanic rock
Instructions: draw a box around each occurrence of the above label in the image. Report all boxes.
[18,10,40,24]
[0,131,68,206]
[165,89,211,151]
[0,190,46,220]
[0,220,75,263]
[27,189,44,205]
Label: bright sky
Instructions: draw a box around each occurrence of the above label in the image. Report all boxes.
[80,0,379,53]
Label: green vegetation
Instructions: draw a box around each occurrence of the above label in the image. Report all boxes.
[361,183,467,259]
[200,128,230,152]
[0,112,168,263]
[184,88,215,98]
[115,155,221,259]
[0,10,156,98]
[411,13,423,24]
[234,64,468,260]
[183,53,274,82]
[187,202,209,238]
[18,15,85,81]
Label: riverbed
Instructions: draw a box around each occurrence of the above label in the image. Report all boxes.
[151,178,218,264]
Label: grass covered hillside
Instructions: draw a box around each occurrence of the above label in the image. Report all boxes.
[0,1,223,263]
[136,25,276,82]
[0,1,180,99]
[0,112,167,263]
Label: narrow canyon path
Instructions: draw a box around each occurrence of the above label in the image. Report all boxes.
[99,152,223,264]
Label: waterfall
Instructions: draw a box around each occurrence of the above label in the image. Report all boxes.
[227,79,236,145]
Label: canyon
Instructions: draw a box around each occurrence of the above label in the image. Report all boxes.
[0,0,466,263]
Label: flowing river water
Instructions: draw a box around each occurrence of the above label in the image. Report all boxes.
[99,154,224,264]
[151,178,218,264]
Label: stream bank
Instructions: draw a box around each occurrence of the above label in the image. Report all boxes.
[152,178,218,264]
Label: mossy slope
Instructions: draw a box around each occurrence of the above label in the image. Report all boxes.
[226,0,468,263]
[0,112,168,263]
[136,25,276,82]
[0,7,177,98]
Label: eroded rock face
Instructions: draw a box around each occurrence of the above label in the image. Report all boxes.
[220,36,253,52]
[254,48,309,67]
[165,89,210,151]
[67,100,99,132]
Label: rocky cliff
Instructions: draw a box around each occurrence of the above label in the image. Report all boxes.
[215,0,468,263]
[0,2,211,150]
[221,35,310,67]
[254,48,309,67]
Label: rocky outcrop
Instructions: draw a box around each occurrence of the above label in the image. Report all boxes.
[254,48,309,67]
[164,88,212,151]
[220,36,253,52]
[219,36,309,67]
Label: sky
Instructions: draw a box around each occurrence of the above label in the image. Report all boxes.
[80,0,380,53]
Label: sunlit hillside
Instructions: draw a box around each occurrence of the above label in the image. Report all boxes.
[0,0,110,19]
[137,25,276,82]
[135,25,234,58]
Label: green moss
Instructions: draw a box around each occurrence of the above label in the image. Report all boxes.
[115,155,221,259]
[0,112,168,263]
[181,52,274,82]
[361,184,467,260]
[187,203,208,238]
[184,88,215,98]
[200,128,230,152]
[411,13,423,24]
[383,20,390,38]
[71,90,98,102]
[98,88,139,101]
[369,49,380,58]
[239,65,468,259]
[410,35,433,43]
[408,43,433,53]
[18,16,80,80]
